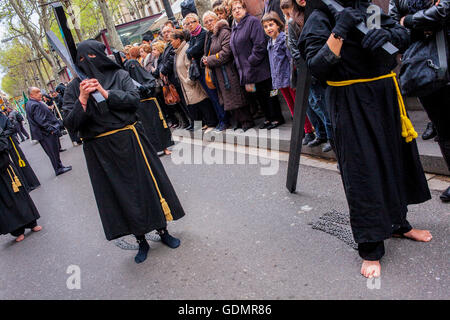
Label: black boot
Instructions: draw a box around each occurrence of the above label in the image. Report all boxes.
[158,229,181,249]
[422,122,437,140]
[440,187,450,203]
[134,236,150,264]
[302,133,315,145]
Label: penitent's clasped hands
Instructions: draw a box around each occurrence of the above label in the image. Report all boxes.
[78,79,109,111]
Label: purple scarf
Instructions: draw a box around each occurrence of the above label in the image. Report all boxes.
[191,24,202,37]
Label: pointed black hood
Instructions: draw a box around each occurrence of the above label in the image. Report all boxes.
[75,39,122,89]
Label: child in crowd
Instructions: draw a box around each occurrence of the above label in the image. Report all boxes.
[262,11,296,117]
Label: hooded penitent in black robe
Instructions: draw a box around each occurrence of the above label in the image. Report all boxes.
[63,40,185,241]
[0,113,40,191]
[299,0,431,244]
[0,136,40,236]
[124,59,174,153]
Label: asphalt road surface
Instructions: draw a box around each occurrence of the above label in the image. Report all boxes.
[0,135,448,299]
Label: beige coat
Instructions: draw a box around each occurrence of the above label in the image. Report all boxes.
[174,41,208,105]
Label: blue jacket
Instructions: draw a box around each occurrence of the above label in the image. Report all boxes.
[230,14,271,85]
[267,32,292,89]
[25,98,60,141]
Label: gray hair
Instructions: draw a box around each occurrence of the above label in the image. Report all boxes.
[202,11,218,21]
[185,12,200,22]
[27,87,39,96]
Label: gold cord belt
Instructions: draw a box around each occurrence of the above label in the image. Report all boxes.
[140,97,168,129]
[95,122,173,221]
[6,165,22,193]
[327,72,418,143]
[9,137,26,167]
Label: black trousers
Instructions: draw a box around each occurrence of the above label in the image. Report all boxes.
[232,106,254,128]
[18,122,30,140]
[419,85,450,171]
[39,134,63,174]
[189,98,218,127]
[11,220,37,237]
[245,78,284,123]
[358,222,412,260]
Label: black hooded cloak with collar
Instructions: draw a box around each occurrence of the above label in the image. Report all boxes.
[0,112,40,191]
[62,40,184,241]
[0,136,40,236]
[299,0,430,247]
[124,58,173,152]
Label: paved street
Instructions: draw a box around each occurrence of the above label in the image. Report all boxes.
[0,134,448,300]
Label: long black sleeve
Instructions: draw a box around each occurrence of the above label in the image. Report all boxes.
[403,0,450,29]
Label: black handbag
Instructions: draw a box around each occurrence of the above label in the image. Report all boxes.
[189,59,201,81]
[399,28,449,97]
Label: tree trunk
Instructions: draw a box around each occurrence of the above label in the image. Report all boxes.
[194,0,211,22]
[97,0,124,51]
[9,0,60,81]
[62,0,83,43]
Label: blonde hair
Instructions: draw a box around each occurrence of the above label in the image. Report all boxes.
[152,41,165,54]
[141,44,152,54]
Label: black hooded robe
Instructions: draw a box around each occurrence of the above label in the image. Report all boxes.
[124,59,174,153]
[0,113,40,191]
[0,137,40,236]
[63,40,185,241]
[299,1,431,245]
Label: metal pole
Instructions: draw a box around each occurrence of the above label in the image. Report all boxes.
[161,0,176,23]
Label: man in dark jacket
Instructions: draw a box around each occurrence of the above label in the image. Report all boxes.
[8,107,29,142]
[390,0,450,202]
[263,0,286,24]
[25,87,71,176]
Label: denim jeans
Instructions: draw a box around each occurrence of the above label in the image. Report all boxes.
[199,72,227,126]
[308,81,332,140]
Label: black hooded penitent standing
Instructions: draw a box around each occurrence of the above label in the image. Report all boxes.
[0,112,40,191]
[63,40,185,263]
[124,59,174,153]
[299,0,431,262]
[0,136,40,238]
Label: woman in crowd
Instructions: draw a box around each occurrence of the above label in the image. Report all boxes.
[150,40,178,130]
[140,43,153,72]
[281,0,333,150]
[156,24,193,130]
[184,13,222,130]
[229,0,284,130]
[171,30,218,130]
[202,11,254,131]
[213,0,234,26]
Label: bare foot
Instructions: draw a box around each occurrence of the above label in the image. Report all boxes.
[401,229,432,242]
[361,260,381,278]
[164,149,172,155]
[15,234,25,242]
[32,226,42,232]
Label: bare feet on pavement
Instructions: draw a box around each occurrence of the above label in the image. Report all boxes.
[361,260,381,278]
[15,234,25,242]
[401,229,432,242]
[32,226,42,232]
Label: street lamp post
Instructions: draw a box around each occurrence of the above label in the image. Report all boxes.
[161,0,176,23]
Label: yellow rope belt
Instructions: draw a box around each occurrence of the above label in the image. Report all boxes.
[9,137,26,167]
[6,165,22,193]
[140,97,168,129]
[327,72,418,143]
[95,122,173,221]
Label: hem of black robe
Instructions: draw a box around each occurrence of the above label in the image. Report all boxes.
[104,215,184,241]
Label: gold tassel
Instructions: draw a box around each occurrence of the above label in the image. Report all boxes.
[7,167,19,193]
[14,174,22,188]
[12,181,19,193]
[19,159,26,167]
[161,198,173,221]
